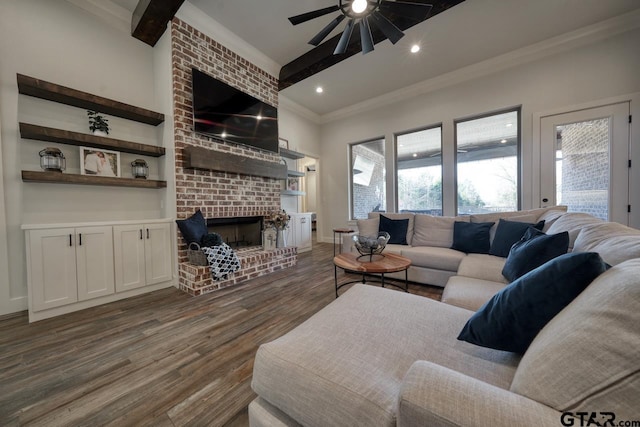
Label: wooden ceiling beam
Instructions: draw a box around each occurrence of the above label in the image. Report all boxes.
[279,0,465,91]
[132,0,185,47]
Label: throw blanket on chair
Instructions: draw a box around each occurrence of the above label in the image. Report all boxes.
[202,243,241,280]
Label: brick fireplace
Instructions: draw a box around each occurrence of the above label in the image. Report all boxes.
[171,18,296,296]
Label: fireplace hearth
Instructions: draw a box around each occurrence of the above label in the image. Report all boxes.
[207,216,263,249]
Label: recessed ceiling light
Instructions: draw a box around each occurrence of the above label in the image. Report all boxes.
[256,115,263,120]
[410,44,420,53]
[316,86,324,94]
[221,132,227,138]
[500,139,507,143]
[506,123,513,127]
[413,153,418,157]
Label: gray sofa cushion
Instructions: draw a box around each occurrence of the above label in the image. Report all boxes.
[572,222,640,266]
[411,214,469,248]
[545,212,603,249]
[441,276,508,311]
[510,259,640,418]
[252,285,520,427]
[457,254,508,283]
[400,246,466,272]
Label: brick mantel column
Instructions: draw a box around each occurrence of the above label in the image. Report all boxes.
[171,18,295,294]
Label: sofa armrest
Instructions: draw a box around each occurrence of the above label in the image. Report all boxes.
[398,360,561,427]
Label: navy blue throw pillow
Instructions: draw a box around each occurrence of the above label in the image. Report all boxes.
[458,252,608,354]
[489,219,545,258]
[379,215,409,245]
[450,221,494,254]
[176,209,208,244]
[501,227,569,282]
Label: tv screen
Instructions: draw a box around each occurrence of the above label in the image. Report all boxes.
[192,68,279,153]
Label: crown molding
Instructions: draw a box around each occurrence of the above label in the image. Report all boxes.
[176,1,281,78]
[65,0,131,34]
[320,8,640,124]
[278,96,322,124]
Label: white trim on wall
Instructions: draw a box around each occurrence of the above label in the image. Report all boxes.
[65,0,131,34]
[0,118,23,316]
[320,8,640,124]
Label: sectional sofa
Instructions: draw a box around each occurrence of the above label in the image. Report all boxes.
[249,208,640,426]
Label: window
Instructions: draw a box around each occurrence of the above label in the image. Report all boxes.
[455,109,520,215]
[396,126,442,215]
[350,138,386,219]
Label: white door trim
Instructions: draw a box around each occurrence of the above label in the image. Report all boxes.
[532,92,639,227]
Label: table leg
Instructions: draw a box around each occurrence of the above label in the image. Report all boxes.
[405,269,409,292]
[381,273,385,288]
[334,264,338,298]
[333,231,336,257]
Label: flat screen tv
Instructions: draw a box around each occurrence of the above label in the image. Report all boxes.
[192,68,279,153]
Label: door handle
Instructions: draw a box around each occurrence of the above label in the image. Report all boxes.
[69,234,72,246]
[542,198,549,203]
[146,228,150,239]
[140,229,143,240]
[78,233,82,246]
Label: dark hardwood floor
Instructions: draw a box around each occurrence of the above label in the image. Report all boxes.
[0,240,442,426]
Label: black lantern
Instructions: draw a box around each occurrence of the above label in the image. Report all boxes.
[131,159,149,179]
[39,147,66,172]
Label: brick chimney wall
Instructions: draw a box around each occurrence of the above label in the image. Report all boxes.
[171,18,295,294]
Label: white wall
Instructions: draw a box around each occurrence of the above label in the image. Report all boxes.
[0,0,169,315]
[318,28,640,242]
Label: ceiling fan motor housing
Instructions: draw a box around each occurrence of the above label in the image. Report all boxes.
[339,0,382,18]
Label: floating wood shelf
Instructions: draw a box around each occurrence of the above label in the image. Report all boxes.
[280,148,304,159]
[22,171,166,189]
[20,123,165,157]
[287,170,305,177]
[17,74,165,126]
[184,146,287,180]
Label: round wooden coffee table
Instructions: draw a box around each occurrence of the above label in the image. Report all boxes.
[333,252,411,297]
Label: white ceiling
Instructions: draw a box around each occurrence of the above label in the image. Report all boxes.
[111,0,640,117]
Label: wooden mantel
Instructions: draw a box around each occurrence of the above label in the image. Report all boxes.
[183,146,287,180]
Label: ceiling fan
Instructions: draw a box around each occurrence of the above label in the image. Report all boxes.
[288,0,433,55]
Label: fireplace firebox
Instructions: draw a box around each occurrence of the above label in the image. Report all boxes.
[207,216,263,249]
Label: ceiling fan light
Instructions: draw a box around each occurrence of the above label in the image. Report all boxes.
[351,0,368,14]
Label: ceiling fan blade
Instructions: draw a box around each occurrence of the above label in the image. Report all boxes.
[288,5,340,25]
[369,11,405,44]
[309,15,346,46]
[334,19,355,55]
[379,1,433,20]
[359,18,374,54]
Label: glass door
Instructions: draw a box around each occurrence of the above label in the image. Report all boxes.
[540,103,629,224]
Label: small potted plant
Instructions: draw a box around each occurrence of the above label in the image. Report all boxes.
[87,110,110,136]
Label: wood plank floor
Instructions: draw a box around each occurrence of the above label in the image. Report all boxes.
[0,241,442,426]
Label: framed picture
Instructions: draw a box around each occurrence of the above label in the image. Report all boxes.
[80,147,120,177]
[278,138,289,149]
[288,177,299,191]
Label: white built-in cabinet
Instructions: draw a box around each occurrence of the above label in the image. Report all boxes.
[23,219,174,322]
[287,213,313,253]
[113,223,172,292]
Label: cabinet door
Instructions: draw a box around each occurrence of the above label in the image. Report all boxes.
[144,223,172,285]
[28,228,78,311]
[76,226,115,301]
[113,225,146,292]
[297,214,312,250]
